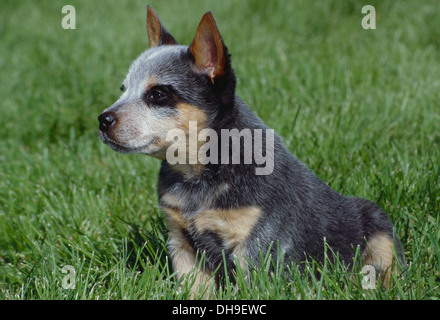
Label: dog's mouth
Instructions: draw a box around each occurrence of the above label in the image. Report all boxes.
[99,131,155,154]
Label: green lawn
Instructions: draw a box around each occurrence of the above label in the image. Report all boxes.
[0,0,439,300]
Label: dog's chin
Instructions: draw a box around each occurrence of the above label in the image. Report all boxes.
[99,132,165,157]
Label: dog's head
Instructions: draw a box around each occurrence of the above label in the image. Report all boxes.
[98,6,235,159]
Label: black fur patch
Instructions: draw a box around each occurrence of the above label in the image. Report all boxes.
[143,84,181,107]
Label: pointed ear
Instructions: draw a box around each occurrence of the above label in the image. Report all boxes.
[189,12,226,84]
[147,5,177,48]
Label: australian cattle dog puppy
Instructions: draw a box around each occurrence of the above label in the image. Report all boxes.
[98,6,405,298]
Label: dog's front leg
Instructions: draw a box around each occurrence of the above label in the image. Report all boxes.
[168,227,215,299]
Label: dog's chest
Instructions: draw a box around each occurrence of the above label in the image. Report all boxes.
[159,188,262,256]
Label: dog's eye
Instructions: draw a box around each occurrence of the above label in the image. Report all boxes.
[143,85,179,107]
[120,84,126,92]
[149,89,164,101]
[145,86,170,105]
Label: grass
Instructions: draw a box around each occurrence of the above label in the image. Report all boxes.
[1,0,439,300]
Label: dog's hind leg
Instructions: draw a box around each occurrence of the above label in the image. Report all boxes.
[362,232,400,288]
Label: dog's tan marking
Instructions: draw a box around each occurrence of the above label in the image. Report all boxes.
[144,74,157,91]
[163,202,216,299]
[176,103,207,131]
[363,232,397,287]
[162,207,193,276]
[161,192,186,210]
[168,103,208,177]
[162,205,187,231]
[166,224,214,299]
[194,206,262,249]
[166,205,261,284]
[232,242,249,271]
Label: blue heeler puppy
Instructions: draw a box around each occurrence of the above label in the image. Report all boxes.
[98,6,405,298]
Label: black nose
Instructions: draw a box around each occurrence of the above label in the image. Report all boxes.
[98,112,116,132]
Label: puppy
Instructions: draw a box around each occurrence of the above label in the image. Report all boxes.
[98,6,404,297]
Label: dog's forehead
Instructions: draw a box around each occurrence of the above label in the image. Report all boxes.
[126,45,190,87]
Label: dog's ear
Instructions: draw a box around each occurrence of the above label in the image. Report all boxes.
[189,12,226,84]
[147,5,177,48]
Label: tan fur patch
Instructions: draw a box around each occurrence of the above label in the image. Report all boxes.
[363,232,397,286]
[168,103,208,177]
[194,206,262,249]
[163,202,217,299]
[144,74,157,91]
[232,243,249,271]
[167,226,214,299]
[162,206,187,231]
[161,194,261,297]
[176,103,207,130]
[161,192,186,210]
